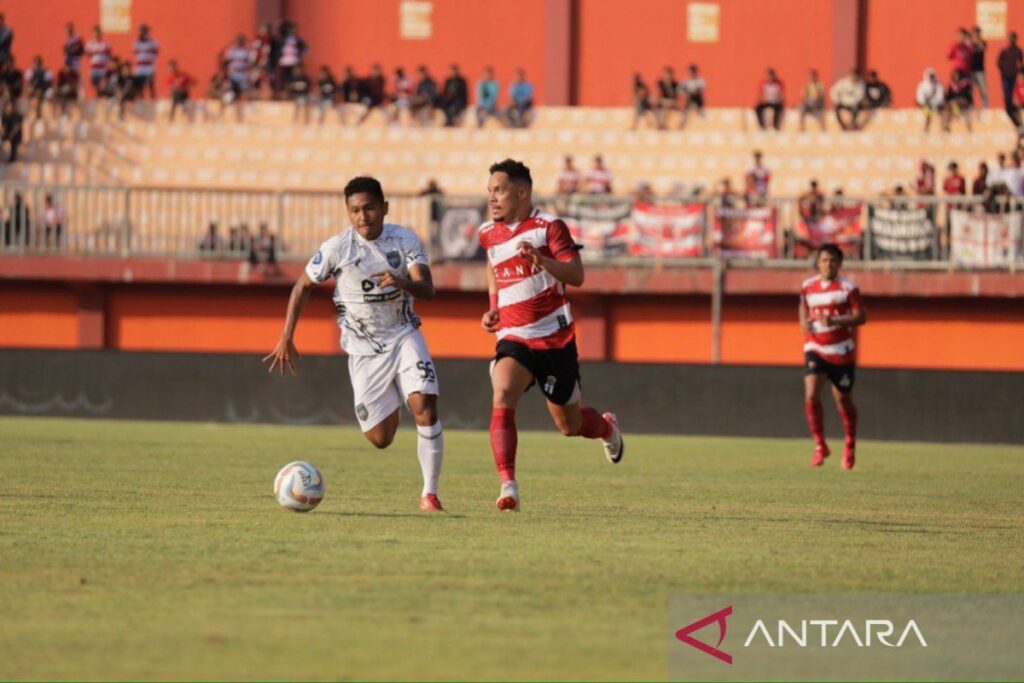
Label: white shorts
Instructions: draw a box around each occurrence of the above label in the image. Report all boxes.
[348,330,439,431]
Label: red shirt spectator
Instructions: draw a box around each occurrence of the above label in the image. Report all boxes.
[758,74,785,104]
[168,69,194,93]
[915,160,936,195]
[1013,75,1024,106]
[942,163,966,195]
[948,29,973,74]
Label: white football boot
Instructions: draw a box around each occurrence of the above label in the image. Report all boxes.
[496,480,520,512]
[602,412,624,464]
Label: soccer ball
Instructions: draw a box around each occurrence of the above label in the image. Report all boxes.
[274,461,325,512]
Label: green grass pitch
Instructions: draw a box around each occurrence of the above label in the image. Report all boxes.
[0,416,1021,680]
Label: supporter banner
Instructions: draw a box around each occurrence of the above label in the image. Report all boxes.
[794,206,864,258]
[628,202,705,258]
[713,206,778,259]
[950,210,1023,265]
[869,208,938,260]
[540,197,634,259]
[437,198,487,260]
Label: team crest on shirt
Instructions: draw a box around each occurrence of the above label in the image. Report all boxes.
[312,250,323,265]
[355,403,369,421]
[386,251,402,268]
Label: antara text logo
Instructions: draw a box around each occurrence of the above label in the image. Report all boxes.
[675,606,928,664]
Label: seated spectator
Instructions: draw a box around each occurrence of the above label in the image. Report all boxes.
[678,63,706,128]
[26,56,54,118]
[338,66,361,124]
[798,179,826,221]
[945,69,973,132]
[356,63,386,125]
[861,70,892,126]
[799,68,826,132]
[506,68,534,128]
[972,162,989,195]
[42,194,64,249]
[288,65,312,123]
[201,65,230,121]
[745,150,771,204]
[1004,151,1024,197]
[167,60,195,122]
[755,68,785,130]
[0,58,23,102]
[585,155,613,194]
[915,159,936,195]
[115,62,138,120]
[410,65,438,126]
[990,152,1009,190]
[475,66,499,128]
[316,65,338,123]
[916,68,945,133]
[389,67,412,125]
[2,98,23,162]
[95,55,119,103]
[655,66,678,129]
[631,72,655,130]
[54,64,80,118]
[440,64,468,127]
[250,222,279,274]
[830,69,865,131]
[198,222,223,253]
[556,155,581,195]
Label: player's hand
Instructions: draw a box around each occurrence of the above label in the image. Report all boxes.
[481,309,500,333]
[517,240,544,267]
[263,337,299,376]
[374,271,408,291]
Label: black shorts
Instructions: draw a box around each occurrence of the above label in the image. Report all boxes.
[495,339,581,406]
[804,352,856,393]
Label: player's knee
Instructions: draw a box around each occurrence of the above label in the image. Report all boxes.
[556,418,581,437]
[364,431,394,449]
[492,386,519,409]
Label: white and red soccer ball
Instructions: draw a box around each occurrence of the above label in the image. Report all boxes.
[274,461,325,512]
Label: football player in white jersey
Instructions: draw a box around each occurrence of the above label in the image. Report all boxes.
[264,177,446,512]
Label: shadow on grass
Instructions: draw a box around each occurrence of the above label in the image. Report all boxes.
[317,510,468,520]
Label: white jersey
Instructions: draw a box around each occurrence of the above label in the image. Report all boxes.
[306,224,429,356]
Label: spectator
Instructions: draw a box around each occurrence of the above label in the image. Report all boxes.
[945,69,973,132]
[418,179,444,225]
[42,194,63,249]
[198,221,223,253]
[54,63,80,117]
[948,28,973,80]
[288,65,312,123]
[95,56,121,111]
[630,72,655,130]
[830,68,865,131]
[338,65,361,124]
[715,177,740,208]
[1,57,23,102]
[63,22,84,74]
[969,26,989,108]
[440,64,468,127]
[1,98,23,162]
[990,152,1009,189]
[745,150,771,204]
[832,187,849,208]
[26,56,53,118]
[475,66,499,128]
[1011,70,1024,131]
[410,65,438,126]
[1004,151,1024,196]
[85,26,112,97]
[275,21,307,98]
[915,159,936,196]
[250,23,275,98]
[389,67,412,125]
[249,222,279,273]
[862,70,892,126]
[356,63,386,125]
[799,68,826,132]
[3,193,31,247]
[655,66,678,129]
[506,68,534,128]
[556,155,581,195]
[223,34,251,104]
[201,65,230,121]
[798,179,826,221]
[755,68,785,130]
[972,162,989,195]
[886,184,911,209]
[0,13,12,67]
[678,63,706,128]
[915,68,945,132]
[943,161,966,197]
[167,59,195,122]
[228,223,253,253]
[315,65,337,123]
[585,155,613,194]
[115,61,138,119]
[132,24,159,99]
[997,32,1023,127]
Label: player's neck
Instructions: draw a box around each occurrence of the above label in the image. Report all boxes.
[355,224,384,241]
[505,204,534,225]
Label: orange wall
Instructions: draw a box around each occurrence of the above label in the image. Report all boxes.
[866,0,1024,107]
[284,0,549,105]
[0,284,79,348]
[610,297,713,363]
[3,0,258,96]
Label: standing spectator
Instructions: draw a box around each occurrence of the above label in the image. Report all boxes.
[1013,70,1024,130]
[945,69,973,132]
[475,66,499,128]
[2,99,23,162]
[198,222,223,253]
[250,23,275,98]
[745,150,772,204]
[356,63,386,125]
[948,28,973,77]
[969,26,988,107]
[556,155,581,195]
[389,66,412,125]
[167,60,195,122]
[997,32,1023,127]
[972,162,989,195]
[132,24,159,99]
[915,159,936,196]
[799,68,826,132]
[26,56,54,118]
[440,64,468,127]
[830,69,866,131]
[249,222,278,274]
[915,68,945,132]
[655,66,678,129]
[943,161,966,196]
[715,177,740,208]
[585,155,613,194]
[506,69,534,128]
[678,63,706,128]
[410,65,438,126]
[85,26,112,97]
[1004,151,1024,197]
[275,21,307,97]
[755,68,785,130]
[990,152,1009,189]
[1,56,23,101]
[798,179,826,221]
[315,65,337,123]
[630,72,655,130]
[63,22,84,74]
[223,34,251,102]
[42,194,64,249]
[54,64,80,117]
[0,13,12,68]
[288,65,312,123]
[3,193,29,246]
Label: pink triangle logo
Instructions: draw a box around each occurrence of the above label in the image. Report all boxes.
[675,605,733,664]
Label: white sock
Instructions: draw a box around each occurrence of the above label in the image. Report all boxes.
[416,420,444,496]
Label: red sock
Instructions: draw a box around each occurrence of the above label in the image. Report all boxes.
[490,407,517,482]
[839,402,858,447]
[805,399,825,447]
[579,406,612,440]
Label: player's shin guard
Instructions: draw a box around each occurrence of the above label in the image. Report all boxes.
[805,399,826,446]
[839,402,858,447]
[490,407,517,482]
[579,406,612,440]
[416,420,444,496]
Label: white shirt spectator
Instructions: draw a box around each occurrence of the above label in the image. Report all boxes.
[829,75,865,107]
[1003,166,1024,196]
[915,69,945,109]
[586,167,613,194]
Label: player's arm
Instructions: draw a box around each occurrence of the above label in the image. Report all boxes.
[517,242,584,287]
[481,264,500,333]
[828,302,867,327]
[376,264,435,300]
[263,271,316,375]
[798,297,811,335]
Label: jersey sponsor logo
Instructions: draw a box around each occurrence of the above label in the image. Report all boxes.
[386,251,402,268]
[361,279,375,292]
[312,250,323,265]
[363,291,402,303]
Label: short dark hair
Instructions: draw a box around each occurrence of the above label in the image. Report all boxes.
[344,176,385,203]
[488,159,532,186]
[817,243,844,263]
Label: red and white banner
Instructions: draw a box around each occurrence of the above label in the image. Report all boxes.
[713,206,778,258]
[950,210,1022,266]
[627,203,705,258]
[794,206,864,258]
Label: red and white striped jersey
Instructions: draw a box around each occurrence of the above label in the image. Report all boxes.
[800,274,863,365]
[133,37,159,75]
[85,40,112,73]
[480,209,580,350]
